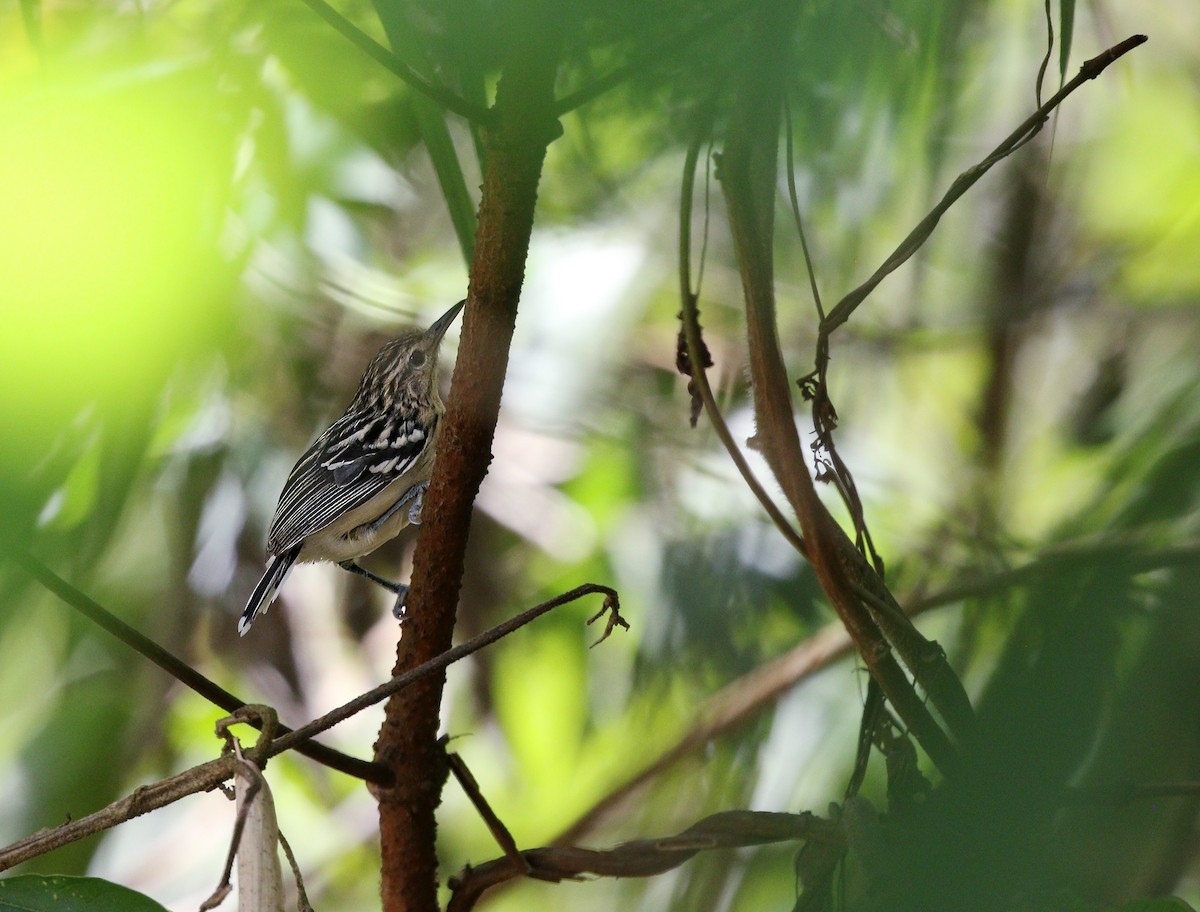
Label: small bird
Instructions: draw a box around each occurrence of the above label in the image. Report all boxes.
[239,299,465,636]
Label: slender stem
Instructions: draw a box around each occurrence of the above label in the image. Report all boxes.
[0,584,622,871]
[820,34,1147,337]
[783,99,825,322]
[294,0,492,126]
[10,549,388,784]
[448,810,843,911]
[678,116,808,559]
[274,586,619,758]
[0,757,236,872]
[719,0,957,772]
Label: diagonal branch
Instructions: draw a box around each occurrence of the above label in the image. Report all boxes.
[678,113,807,559]
[0,584,623,871]
[293,0,493,126]
[272,586,621,759]
[10,549,387,784]
[555,540,1200,844]
[718,0,959,772]
[447,810,843,911]
[820,34,1147,337]
[0,756,236,872]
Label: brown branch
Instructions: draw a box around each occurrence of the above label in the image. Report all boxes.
[555,619,852,845]
[9,548,388,785]
[447,750,529,876]
[373,95,559,912]
[0,585,622,872]
[371,8,567,907]
[820,34,1147,337]
[273,586,621,760]
[781,40,1149,744]
[0,757,236,872]
[448,810,843,911]
[678,112,808,559]
[293,0,492,126]
[557,539,1200,843]
[718,0,958,772]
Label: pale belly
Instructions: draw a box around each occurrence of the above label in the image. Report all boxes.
[294,477,421,564]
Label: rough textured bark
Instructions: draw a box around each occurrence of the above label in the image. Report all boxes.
[372,26,562,912]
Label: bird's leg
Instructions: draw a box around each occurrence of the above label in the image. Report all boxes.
[338,560,405,593]
[337,483,428,624]
[338,560,410,623]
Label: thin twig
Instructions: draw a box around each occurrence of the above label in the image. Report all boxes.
[0,584,624,871]
[719,0,958,773]
[1036,0,1054,108]
[555,621,851,846]
[447,749,530,876]
[269,585,623,759]
[0,757,236,872]
[9,549,389,785]
[553,6,740,116]
[278,830,315,912]
[200,749,263,912]
[555,539,1200,843]
[820,34,1146,337]
[293,0,492,126]
[448,810,843,912]
[678,116,808,559]
[783,98,825,322]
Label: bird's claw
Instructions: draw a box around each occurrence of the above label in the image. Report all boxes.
[392,584,410,623]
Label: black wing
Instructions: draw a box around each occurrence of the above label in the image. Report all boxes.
[267,407,434,553]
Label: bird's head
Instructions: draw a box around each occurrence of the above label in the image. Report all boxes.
[356,299,465,408]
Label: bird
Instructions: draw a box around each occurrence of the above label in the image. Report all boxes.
[239,299,465,636]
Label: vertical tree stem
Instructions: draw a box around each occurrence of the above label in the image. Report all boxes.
[372,20,562,912]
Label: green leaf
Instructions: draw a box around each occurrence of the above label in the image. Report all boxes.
[1058,0,1076,81]
[1112,900,1198,912]
[371,2,478,268]
[0,875,169,912]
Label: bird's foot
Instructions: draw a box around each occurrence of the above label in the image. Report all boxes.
[406,482,427,526]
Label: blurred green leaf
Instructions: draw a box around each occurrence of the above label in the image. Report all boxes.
[1058,0,1076,80]
[0,875,169,912]
[372,1,477,266]
[1112,901,1198,912]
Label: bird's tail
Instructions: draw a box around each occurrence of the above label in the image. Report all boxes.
[239,543,302,636]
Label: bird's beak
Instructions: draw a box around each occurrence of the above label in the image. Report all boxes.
[425,299,466,343]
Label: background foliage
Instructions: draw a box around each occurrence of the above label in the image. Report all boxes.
[1,0,1198,910]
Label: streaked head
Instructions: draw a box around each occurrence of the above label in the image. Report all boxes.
[355,299,465,408]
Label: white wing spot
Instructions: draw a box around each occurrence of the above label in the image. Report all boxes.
[370,457,399,474]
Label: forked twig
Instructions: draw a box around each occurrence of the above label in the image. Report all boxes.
[820,34,1147,338]
[677,118,808,559]
[0,584,624,870]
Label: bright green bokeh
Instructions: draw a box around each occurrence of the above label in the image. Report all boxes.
[0,55,240,487]
[1082,76,1200,301]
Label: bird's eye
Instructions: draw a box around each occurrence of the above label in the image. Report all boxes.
[410,349,427,367]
